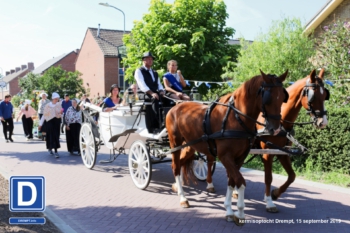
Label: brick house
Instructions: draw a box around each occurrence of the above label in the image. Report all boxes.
[304,0,350,37]
[32,50,79,75]
[1,62,35,98]
[75,27,127,98]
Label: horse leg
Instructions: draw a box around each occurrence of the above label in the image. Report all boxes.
[206,155,215,193]
[262,154,278,213]
[271,156,295,201]
[172,147,194,208]
[232,186,238,199]
[221,156,246,225]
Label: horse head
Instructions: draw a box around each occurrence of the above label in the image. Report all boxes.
[301,69,329,129]
[258,70,289,135]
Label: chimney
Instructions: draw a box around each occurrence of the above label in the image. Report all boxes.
[15,67,20,72]
[27,62,34,70]
[75,49,80,54]
[21,64,27,70]
[10,69,15,74]
[6,71,10,76]
[97,24,100,37]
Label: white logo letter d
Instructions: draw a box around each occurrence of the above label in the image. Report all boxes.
[18,182,37,206]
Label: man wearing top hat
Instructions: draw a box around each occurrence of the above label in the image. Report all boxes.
[134,52,165,133]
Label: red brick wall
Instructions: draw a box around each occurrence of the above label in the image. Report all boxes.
[104,57,120,96]
[53,51,78,72]
[6,70,32,96]
[75,30,105,98]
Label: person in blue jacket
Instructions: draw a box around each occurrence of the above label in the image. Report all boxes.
[0,94,14,142]
[61,93,72,133]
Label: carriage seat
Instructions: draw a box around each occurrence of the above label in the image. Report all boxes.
[138,92,175,134]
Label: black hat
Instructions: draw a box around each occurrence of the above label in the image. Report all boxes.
[142,51,155,60]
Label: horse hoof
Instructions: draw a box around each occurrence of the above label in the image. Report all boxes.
[207,187,216,193]
[271,189,279,201]
[266,207,279,213]
[180,201,190,208]
[232,193,238,199]
[172,183,178,193]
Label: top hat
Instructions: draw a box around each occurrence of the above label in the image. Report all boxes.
[141,51,155,60]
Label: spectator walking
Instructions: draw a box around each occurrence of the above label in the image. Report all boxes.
[0,95,14,142]
[38,93,50,120]
[65,99,82,155]
[39,92,63,158]
[16,99,36,140]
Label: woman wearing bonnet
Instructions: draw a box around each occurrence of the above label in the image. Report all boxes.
[38,92,50,120]
[38,92,63,158]
[65,98,82,155]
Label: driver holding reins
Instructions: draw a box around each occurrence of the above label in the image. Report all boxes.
[134,52,165,132]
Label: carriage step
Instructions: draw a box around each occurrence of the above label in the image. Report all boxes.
[249,149,290,155]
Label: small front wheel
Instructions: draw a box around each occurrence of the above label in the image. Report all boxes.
[128,140,152,190]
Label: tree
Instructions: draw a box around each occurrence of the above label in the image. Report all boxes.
[313,20,350,106]
[233,17,315,82]
[19,72,41,110]
[123,0,235,91]
[39,66,85,98]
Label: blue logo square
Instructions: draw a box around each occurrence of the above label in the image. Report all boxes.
[10,176,45,212]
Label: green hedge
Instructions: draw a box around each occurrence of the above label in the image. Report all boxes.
[293,107,350,174]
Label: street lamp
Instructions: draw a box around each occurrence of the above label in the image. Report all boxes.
[99,3,125,34]
[99,2,126,91]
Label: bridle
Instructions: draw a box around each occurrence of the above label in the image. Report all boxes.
[257,75,289,129]
[302,77,330,122]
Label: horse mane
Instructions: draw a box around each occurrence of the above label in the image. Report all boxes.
[218,75,263,104]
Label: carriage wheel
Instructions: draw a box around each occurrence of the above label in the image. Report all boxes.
[128,140,152,190]
[80,123,97,169]
[193,152,216,181]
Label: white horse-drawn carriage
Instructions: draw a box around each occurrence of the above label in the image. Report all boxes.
[79,91,304,191]
[79,96,215,190]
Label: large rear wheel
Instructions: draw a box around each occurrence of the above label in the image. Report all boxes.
[128,140,152,190]
[80,123,97,169]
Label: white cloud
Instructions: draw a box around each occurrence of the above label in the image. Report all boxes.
[43,6,54,16]
[227,0,266,25]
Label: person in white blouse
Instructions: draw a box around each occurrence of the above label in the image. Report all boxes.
[38,92,63,158]
[134,52,165,133]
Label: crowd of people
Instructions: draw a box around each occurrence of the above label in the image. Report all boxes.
[0,52,189,157]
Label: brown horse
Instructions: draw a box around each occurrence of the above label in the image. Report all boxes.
[166,70,288,225]
[256,69,329,212]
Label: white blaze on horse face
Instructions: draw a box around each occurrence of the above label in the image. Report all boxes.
[320,87,324,95]
[321,103,328,128]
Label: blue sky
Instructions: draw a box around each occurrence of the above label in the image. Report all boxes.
[0,0,328,75]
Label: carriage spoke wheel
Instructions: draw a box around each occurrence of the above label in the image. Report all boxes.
[128,140,152,190]
[80,123,97,169]
[193,153,216,181]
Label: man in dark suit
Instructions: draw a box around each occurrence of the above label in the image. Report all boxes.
[134,52,165,133]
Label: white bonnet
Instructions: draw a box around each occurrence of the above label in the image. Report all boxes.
[51,92,60,99]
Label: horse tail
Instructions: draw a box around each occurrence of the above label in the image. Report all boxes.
[181,147,197,186]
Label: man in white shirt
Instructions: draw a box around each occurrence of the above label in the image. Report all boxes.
[134,52,165,133]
